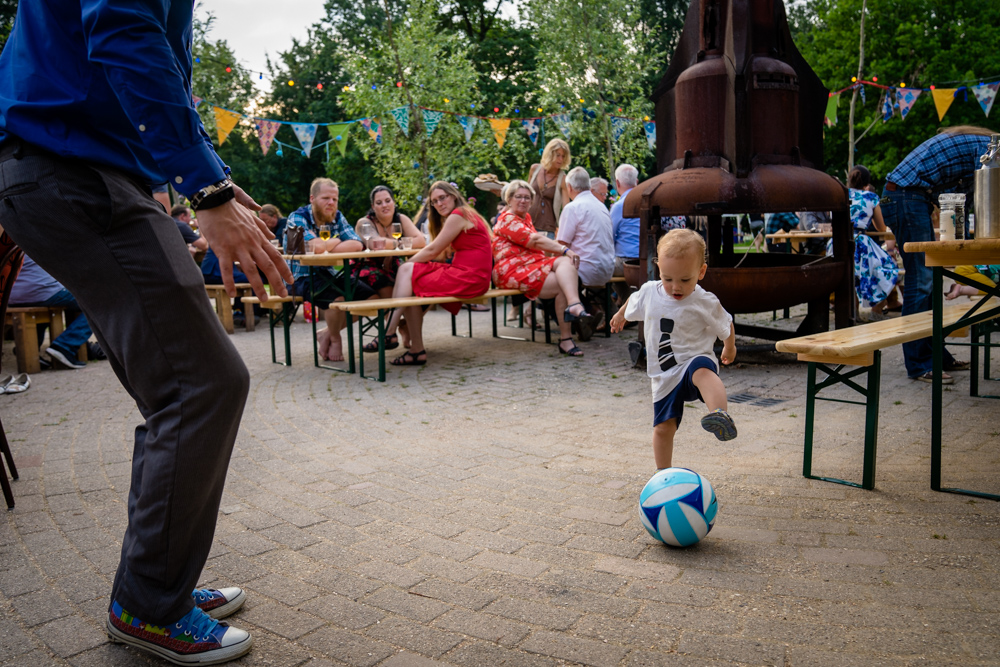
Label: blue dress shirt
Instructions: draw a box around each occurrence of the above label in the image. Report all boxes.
[610,187,640,258]
[0,0,227,197]
[886,133,989,191]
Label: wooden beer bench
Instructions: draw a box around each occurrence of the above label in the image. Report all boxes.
[775,298,1000,490]
[205,283,255,334]
[5,306,87,373]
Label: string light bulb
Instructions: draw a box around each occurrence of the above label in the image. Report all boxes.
[396,81,402,87]
[225,66,232,73]
[443,98,449,103]
[899,82,906,88]
[316,83,322,90]
[851,77,857,82]
[493,107,499,113]
[930,85,935,90]
[288,80,294,86]
[872,76,878,82]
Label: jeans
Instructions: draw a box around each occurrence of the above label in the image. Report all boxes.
[880,188,956,377]
[17,288,93,353]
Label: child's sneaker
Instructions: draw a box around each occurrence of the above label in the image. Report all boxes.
[701,409,738,441]
[193,587,246,620]
[107,600,252,665]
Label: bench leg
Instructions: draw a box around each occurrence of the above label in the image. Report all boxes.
[12,312,40,375]
[862,350,881,491]
[803,362,817,480]
[215,293,234,334]
[244,290,255,332]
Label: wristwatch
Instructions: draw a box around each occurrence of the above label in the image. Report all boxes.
[190,178,235,211]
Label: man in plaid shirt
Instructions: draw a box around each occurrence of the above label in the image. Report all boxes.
[881,127,990,383]
[286,178,374,362]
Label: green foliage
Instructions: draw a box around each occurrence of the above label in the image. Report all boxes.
[0,0,16,52]
[524,0,659,180]
[795,0,1000,180]
[340,0,496,207]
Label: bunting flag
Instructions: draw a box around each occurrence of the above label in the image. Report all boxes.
[643,121,656,149]
[390,106,409,135]
[290,123,318,157]
[610,116,629,142]
[859,84,866,104]
[521,118,541,145]
[896,88,921,120]
[254,118,281,155]
[973,83,999,117]
[457,115,477,141]
[192,95,203,108]
[881,89,894,122]
[552,113,572,139]
[328,123,351,157]
[489,118,511,149]
[360,118,382,144]
[582,108,597,121]
[931,88,957,121]
[422,109,445,138]
[825,92,840,126]
[212,107,242,145]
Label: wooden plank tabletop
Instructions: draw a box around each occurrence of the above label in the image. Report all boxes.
[766,231,895,241]
[903,239,1000,266]
[283,249,419,265]
[331,289,522,317]
[775,298,1000,360]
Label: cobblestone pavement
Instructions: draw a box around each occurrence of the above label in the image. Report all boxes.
[0,305,998,667]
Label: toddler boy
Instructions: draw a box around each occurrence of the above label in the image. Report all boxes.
[610,229,738,469]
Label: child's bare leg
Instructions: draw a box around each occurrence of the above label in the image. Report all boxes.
[692,368,727,411]
[653,419,677,469]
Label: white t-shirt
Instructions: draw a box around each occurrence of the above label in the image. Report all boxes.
[625,281,733,402]
[557,190,615,287]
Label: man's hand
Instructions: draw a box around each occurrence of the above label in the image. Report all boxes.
[197,190,292,302]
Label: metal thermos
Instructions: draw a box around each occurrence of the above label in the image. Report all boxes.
[975,134,1000,238]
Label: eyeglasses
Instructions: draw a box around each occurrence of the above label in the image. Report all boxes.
[511,194,533,201]
[430,195,452,206]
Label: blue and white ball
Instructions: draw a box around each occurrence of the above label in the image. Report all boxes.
[639,468,717,547]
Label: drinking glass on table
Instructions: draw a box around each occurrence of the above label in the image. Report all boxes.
[399,236,413,250]
[358,220,377,252]
[319,225,332,241]
[390,222,403,243]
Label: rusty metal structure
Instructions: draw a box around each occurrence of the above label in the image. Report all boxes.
[622,0,853,338]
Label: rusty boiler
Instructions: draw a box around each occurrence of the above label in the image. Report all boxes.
[623,0,853,338]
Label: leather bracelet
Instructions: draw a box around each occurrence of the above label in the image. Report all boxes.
[192,182,235,211]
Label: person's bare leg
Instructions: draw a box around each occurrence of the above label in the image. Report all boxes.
[552,257,585,318]
[323,306,346,362]
[386,263,414,335]
[537,269,579,354]
[653,419,677,469]
[692,367,727,411]
[396,305,426,363]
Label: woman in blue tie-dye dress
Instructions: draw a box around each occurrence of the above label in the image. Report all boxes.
[829,166,899,320]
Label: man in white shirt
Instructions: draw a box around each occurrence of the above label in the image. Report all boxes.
[558,167,615,339]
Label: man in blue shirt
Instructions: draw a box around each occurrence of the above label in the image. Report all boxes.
[0,2,292,663]
[610,164,641,307]
[881,128,987,383]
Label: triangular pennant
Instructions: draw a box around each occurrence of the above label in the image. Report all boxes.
[212,106,242,145]
[552,113,572,139]
[931,88,957,121]
[421,109,445,138]
[859,83,866,104]
[974,83,999,117]
[825,92,840,126]
[360,118,382,144]
[254,118,281,155]
[882,89,895,122]
[457,115,477,142]
[328,123,351,157]
[488,118,511,149]
[192,95,203,108]
[290,123,318,157]
[610,116,628,142]
[896,88,922,120]
[582,108,597,121]
[643,121,656,149]
[390,106,409,134]
[521,118,541,146]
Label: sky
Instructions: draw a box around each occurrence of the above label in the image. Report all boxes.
[198,0,328,91]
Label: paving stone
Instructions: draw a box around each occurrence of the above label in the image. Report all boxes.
[443,640,557,667]
[380,652,456,667]
[432,609,531,647]
[365,587,451,623]
[34,614,106,658]
[468,551,548,578]
[299,627,394,667]
[678,632,785,666]
[366,617,463,658]
[519,629,628,667]
[482,597,581,630]
[298,594,384,630]
[409,578,497,611]
[240,602,325,640]
[11,589,73,627]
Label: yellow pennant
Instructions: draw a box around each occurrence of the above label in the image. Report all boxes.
[931,88,957,122]
[489,118,511,149]
[213,107,242,145]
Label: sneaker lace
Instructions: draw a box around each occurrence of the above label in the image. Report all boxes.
[192,588,214,603]
[176,606,221,642]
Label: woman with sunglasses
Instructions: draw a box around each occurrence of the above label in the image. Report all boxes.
[379,181,493,366]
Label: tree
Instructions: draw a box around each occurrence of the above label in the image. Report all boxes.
[0,0,16,52]
[524,0,660,181]
[793,0,1000,180]
[340,0,496,206]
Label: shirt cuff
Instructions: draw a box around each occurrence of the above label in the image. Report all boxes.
[157,141,229,198]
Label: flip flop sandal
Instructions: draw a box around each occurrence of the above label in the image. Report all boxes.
[363,333,399,353]
[5,373,30,393]
[391,350,427,366]
[944,360,970,371]
[558,338,584,357]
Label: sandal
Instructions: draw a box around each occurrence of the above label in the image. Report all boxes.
[944,359,970,371]
[363,333,399,353]
[914,371,953,385]
[563,302,591,322]
[558,337,584,357]
[391,350,427,366]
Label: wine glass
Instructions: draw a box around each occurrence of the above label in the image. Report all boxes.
[358,220,377,251]
[319,225,331,241]
[390,222,402,242]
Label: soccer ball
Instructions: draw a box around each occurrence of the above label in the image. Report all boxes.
[639,468,717,547]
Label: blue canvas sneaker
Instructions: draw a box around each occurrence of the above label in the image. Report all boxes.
[701,408,738,441]
[107,600,252,665]
[193,587,246,620]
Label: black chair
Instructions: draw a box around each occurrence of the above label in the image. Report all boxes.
[0,235,24,509]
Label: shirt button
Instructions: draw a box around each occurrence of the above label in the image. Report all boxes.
[174,176,183,184]
[138,124,146,132]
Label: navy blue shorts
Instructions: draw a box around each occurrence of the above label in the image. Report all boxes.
[652,356,718,427]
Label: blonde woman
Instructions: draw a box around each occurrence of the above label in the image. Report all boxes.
[527,138,571,239]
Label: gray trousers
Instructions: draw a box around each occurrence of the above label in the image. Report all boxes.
[0,141,249,625]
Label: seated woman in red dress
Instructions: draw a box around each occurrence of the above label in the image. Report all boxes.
[493,180,591,357]
[381,181,493,366]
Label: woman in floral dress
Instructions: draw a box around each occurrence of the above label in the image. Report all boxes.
[492,180,591,357]
[830,166,899,320]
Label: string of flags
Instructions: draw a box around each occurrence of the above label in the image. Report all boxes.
[196,96,657,158]
[824,77,1000,127]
